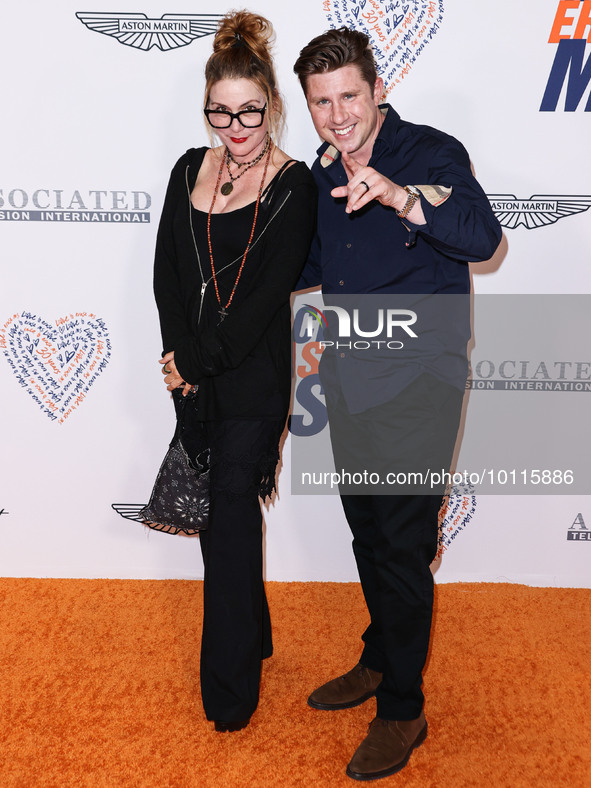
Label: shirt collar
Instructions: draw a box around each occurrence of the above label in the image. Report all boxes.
[317,103,400,169]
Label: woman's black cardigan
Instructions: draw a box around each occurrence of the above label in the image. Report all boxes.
[153,147,317,420]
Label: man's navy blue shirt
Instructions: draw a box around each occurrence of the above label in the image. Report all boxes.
[297,105,502,413]
[298,105,501,295]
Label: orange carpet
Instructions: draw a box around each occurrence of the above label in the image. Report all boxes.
[0,579,589,787]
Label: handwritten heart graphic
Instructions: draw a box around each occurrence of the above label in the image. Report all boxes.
[437,484,477,557]
[0,311,111,423]
[323,0,444,94]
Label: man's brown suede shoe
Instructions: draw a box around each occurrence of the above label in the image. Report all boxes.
[307,663,383,710]
[346,712,427,781]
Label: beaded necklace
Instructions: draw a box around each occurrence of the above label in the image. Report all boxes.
[221,133,271,196]
[207,140,273,322]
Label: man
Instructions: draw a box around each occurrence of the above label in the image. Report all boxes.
[293,27,502,781]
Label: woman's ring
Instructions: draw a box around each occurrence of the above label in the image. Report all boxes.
[163,365,171,374]
[360,180,370,193]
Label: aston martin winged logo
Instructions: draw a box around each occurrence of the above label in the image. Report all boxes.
[488,194,591,230]
[75,12,223,51]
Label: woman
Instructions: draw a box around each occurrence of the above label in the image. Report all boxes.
[153,11,316,732]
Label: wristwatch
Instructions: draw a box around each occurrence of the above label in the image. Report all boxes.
[396,185,420,218]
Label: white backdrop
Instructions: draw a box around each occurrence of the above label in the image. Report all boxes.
[1,1,590,586]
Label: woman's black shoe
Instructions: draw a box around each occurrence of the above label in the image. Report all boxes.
[214,719,250,732]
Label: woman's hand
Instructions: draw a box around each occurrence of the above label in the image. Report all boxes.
[159,351,193,396]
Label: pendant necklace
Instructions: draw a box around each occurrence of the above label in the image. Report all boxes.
[220,133,271,196]
[207,139,273,322]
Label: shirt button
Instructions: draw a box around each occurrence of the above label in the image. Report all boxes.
[339,280,345,287]
[346,243,352,248]
[340,352,346,358]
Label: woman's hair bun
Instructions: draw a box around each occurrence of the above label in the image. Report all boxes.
[212,10,274,65]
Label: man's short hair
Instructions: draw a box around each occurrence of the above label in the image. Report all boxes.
[293,27,378,95]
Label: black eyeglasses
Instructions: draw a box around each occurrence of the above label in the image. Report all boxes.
[204,104,267,129]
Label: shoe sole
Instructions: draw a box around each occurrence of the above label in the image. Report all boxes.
[307,689,377,711]
[214,720,250,732]
[345,722,428,781]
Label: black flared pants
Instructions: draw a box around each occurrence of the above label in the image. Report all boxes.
[197,418,279,722]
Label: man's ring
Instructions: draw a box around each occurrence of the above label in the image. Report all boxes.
[163,365,171,374]
[360,180,370,193]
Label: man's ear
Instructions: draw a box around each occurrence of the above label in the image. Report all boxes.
[373,77,384,104]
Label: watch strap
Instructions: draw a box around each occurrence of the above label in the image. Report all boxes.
[396,185,420,219]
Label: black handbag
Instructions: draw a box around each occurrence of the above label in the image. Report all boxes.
[113,389,209,535]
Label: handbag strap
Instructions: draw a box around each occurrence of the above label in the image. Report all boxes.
[171,389,192,442]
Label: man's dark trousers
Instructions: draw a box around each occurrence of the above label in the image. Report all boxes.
[327,372,464,720]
